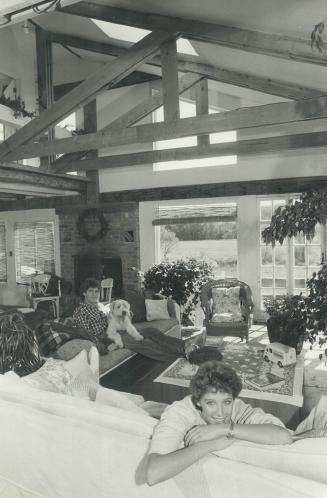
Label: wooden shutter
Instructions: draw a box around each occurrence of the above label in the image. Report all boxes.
[0,222,7,282]
[14,222,55,284]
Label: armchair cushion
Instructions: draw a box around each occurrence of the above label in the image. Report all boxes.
[212,286,241,314]
[212,312,243,323]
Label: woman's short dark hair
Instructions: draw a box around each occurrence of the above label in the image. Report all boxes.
[79,278,101,297]
[190,361,242,404]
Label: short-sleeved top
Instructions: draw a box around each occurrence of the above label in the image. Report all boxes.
[150,395,285,455]
[73,302,108,342]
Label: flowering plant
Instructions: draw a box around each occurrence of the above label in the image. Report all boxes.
[143,259,213,324]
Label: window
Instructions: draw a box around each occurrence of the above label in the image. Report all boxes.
[153,100,237,171]
[155,202,238,277]
[14,222,55,284]
[0,222,7,282]
[259,198,323,309]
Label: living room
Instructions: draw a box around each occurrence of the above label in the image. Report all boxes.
[0,1,327,497]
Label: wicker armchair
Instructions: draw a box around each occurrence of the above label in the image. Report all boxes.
[200,278,254,342]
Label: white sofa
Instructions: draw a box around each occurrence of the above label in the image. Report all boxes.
[0,371,326,498]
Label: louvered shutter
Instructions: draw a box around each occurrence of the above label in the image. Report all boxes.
[14,222,55,284]
[0,223,7,282]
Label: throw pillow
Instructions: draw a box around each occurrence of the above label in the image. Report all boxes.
[212,286,241,315]
[23,357,73,394]
[145,299,170,321]
[23,349,99,400]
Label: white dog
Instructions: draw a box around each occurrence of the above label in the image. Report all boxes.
[105,299,144,348]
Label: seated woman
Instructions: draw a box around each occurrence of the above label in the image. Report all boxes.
[72,277,211,362]
[146,361,292,485]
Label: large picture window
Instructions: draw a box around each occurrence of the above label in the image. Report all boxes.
[154,202,238,278]
[14,222,55,284]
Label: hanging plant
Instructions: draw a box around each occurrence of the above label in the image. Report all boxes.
[262,190,327,247]
[0,86,36,119]
[76,208,109,243]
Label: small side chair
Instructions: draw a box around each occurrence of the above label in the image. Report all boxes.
[30,273,61,319]
[100,278,114,304]
[200,278,254,342]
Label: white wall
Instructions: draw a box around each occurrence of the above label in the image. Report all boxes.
[0,209,61,306]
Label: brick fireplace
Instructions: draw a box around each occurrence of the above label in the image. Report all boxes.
[58,202,140,297]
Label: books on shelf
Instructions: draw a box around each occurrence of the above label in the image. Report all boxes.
[246,372,284,390]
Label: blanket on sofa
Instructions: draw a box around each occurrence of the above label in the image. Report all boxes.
[0,374,326,498]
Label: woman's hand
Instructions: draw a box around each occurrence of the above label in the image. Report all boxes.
[184,424,228,446]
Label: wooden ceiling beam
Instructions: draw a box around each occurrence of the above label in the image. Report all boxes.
[8,95,327,161]
[60,2,327,67]
[0,29,180,160]
[46,30,323,100]
[0,162,88,192]
[54,72,202,165]
[101,177,327,203]
[54,130,327,173]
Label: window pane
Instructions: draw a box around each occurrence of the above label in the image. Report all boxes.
[294,278,306,288]
[275,246,286,266]
[261,246,272,265]
[0,223,7,281]
[294,233,305,244]
[260,201,272,221]
[309,225,321,244]
[308,246,322,266]
[294,246,305,266]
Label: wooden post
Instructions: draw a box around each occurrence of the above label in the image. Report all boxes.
[195,79,209,147]
[83,100,99,203]
[160,39,180,122]
[35,25,54,169]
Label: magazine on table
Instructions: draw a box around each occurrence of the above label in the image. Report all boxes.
[245,372,284,390]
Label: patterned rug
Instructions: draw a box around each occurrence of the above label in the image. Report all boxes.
[154,337,304,406]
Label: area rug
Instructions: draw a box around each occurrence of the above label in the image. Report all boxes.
[154,339,304,406]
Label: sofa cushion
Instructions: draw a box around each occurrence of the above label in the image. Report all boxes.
[145,299,170,321]
[135,317,179,335]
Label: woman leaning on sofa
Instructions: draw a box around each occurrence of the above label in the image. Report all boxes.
[146,361,292,485]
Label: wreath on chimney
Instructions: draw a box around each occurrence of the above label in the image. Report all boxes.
[76,208,109,243]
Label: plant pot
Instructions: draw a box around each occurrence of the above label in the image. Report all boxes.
[266,319,304,354]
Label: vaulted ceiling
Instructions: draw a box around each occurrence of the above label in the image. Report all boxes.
[0,0,327,205]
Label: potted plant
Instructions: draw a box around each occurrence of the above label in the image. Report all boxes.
[263,294,307,354]
[143,258,213,325]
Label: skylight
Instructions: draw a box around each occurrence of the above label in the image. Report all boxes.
[91,19,198,56]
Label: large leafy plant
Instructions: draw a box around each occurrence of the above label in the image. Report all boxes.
[262,190,327,247]
[143,259,213,324]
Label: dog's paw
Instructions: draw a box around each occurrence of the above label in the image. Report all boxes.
[115,337,124,348]
[134,333,144,341]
